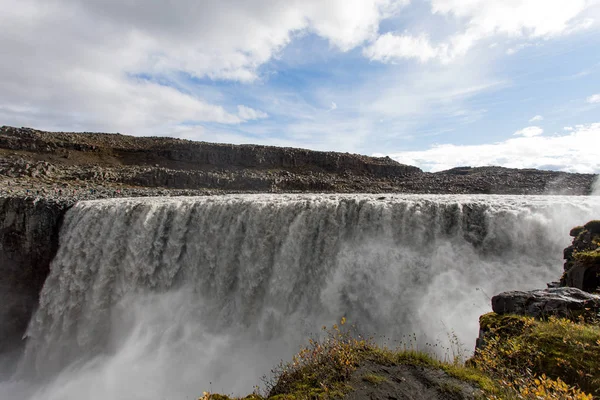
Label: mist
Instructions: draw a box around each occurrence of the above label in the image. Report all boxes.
[1,194,599,399]
[592,175,600,196]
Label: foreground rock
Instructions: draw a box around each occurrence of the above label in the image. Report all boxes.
[345,360,481,400]
[491,287,600,320]
[475,312,600,397]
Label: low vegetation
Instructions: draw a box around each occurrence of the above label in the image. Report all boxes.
[198,315,599,400]
[472,313,600,399]
[361,373,386,385]
[574,248,600,265]
[202,317,599,399]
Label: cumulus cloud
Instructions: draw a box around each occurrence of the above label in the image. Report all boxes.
[237,105,268,121]
[0,0,401,135]
[0,0,598,151]
[514,126,544,137]
[365,0,597,63]
[384,123,600,173]
[529,115,544,122]
[430,0,595,37]
[587,93,600,103]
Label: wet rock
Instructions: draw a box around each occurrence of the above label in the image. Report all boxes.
[0,197,70,353]
[561,220,600,292]
[491,288,600,319]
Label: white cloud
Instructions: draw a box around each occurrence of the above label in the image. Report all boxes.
[383,123,600,173]
[514,126,544,137]
[0,0,597,151]
[363,33,441,63]
[365,0,597,63]
[0,0,402,135]
[529,115,544,122]
[564,126,574,131]
[329,102,338,111]
[587,93,600,103]
[430,0,595,37]
[237,105,268,121]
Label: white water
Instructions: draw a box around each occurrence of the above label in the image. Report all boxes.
[1,194,599,399]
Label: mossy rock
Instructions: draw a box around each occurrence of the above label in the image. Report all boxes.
[473,314,600,396]
[584,220,600,235]
[479,312,533,336]
[570,225,584,237]
[573,249,600,265]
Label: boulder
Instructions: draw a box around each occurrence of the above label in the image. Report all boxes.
[491,287,600,320]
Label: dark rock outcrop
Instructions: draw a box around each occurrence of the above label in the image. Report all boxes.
[0,125,421,177]
[561,220,600,292]
[0,197,69,354]
[491,287,600,320]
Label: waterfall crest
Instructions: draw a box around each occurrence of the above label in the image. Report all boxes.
[6,194,600,399]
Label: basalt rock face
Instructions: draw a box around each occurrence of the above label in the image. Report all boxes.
[1,126,597,196]
[561,220,600,292]
[0,197,70,354]
[491,288,600,320]
[476,287,600,350]
[0,125,419,175]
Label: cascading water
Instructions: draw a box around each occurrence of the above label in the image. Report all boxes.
[1,194,599,400]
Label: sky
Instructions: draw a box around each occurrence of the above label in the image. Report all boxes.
[1,0,599,173]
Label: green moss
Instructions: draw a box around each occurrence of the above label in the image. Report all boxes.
[573,249,600,266]
[479,312,535,335]
[438,381,463,395]
[473,313,600,397]
[362,373,387,384]
[440,364,500,396]
[367,346,502,396]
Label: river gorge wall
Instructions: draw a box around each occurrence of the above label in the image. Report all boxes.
[1,126,596,195]
[0,197,70,354]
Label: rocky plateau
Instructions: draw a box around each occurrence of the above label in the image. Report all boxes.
[0,125,596,201]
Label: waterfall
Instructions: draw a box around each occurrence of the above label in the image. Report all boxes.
[2,194,599,399]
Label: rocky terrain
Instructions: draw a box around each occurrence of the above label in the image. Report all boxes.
[0,125,596,200]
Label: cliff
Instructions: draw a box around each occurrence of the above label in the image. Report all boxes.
[0,197,70,354]
[1,126,596,196]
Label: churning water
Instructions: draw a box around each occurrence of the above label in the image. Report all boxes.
[1,194,599,399]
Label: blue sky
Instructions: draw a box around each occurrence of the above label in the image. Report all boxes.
[1,0,599,172]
